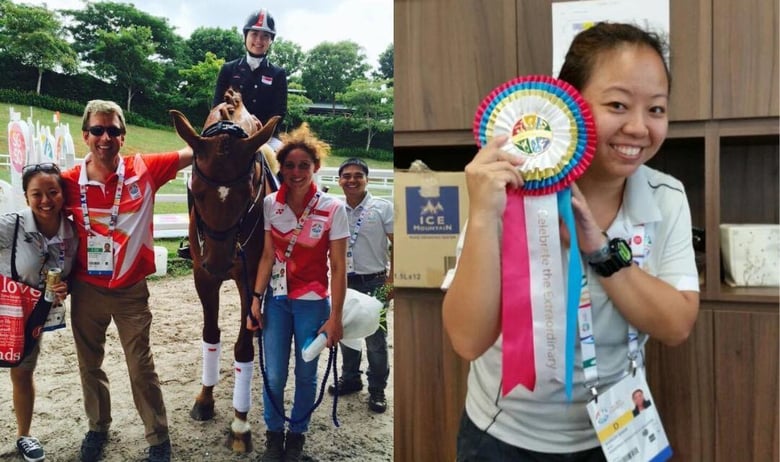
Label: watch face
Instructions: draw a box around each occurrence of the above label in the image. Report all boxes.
[615,239,632,262]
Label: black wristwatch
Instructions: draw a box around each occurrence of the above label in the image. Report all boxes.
[585,235,633,277]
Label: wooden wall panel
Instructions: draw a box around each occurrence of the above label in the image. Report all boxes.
[394,0,518,132]
[646,309,715,461]
[668,0,712,120]
[712,0,779,118]
[713,308,779,462]
[516,0,554,76]
[394,289,468,462]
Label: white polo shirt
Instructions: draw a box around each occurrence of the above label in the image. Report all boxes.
[457,165,699,452]
[345,192,393,275]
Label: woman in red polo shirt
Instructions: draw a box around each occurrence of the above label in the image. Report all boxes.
[248,123,348,462]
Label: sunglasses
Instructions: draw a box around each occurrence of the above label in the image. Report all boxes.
[88,125,123,138]
[22,162,61,175]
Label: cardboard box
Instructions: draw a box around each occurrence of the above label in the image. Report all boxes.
[720,224,780,287]
[394,169,468,288]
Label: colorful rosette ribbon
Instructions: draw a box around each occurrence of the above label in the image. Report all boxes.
[473,75,596,399]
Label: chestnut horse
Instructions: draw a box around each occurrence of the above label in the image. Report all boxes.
[170,90,280,453]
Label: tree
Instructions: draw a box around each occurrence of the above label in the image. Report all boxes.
[178,52,224,111]
[91,25,163,112]
[284,82,312,131]
[269,38,305,83]
[62,2,185,64]
[187,26,243,63]
[301,41,369,109]
[0,2,77,95]
[337,79,393,151]
[373,43,393,84]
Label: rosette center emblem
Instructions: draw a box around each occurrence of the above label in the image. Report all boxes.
[512,113,552,156]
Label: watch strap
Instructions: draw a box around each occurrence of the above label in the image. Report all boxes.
[588,237,632,277]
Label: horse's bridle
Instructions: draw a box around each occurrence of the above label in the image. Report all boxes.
[192,122,266,257]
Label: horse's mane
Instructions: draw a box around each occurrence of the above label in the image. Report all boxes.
[258,144,279,176]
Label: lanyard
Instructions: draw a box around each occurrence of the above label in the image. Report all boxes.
[578,224,646,393]
[282,191,321,260]
[79,160,125,237]
[347,202,371,251]
[38,240,66,288]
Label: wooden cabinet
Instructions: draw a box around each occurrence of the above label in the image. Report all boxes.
[394,290,468,462]
[712,0,779,118]
[394,0,518,133]
[646,305,779,462]
[395,0,717,147]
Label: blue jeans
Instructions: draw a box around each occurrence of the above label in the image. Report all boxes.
[457,413,607,462]
[261,296,330,433]
[340,275,389,391]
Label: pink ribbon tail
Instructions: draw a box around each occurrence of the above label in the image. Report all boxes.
[501,190,535,396]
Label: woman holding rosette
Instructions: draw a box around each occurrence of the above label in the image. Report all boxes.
[444,23,699,461]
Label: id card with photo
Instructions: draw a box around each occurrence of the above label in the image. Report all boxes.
[586,368,672,462]
[87,235,114,276]
[271,257,288,299]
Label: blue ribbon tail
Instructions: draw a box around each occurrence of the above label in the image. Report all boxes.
[558,188,582,402]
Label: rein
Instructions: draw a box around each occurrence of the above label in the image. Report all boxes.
[257,322,341,427]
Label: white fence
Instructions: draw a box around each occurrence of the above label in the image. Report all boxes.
[0,155,393,238]
[1,155,393,202]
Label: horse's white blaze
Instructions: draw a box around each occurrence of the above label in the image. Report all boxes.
[217,186,230,202]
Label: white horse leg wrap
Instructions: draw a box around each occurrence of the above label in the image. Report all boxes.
[233,360,254,413]
[202,341,221,387]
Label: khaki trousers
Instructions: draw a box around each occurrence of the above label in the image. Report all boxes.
[71,278,169,445]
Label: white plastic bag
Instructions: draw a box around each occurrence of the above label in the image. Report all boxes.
[302,288,383,362]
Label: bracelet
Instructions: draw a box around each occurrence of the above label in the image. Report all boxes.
[583,231,610,263]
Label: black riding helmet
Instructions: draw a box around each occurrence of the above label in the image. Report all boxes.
[243,9,276,40]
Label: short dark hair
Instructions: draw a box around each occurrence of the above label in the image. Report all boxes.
[22,163,64,193]
[338,157,369,177]
[557,22,671,93]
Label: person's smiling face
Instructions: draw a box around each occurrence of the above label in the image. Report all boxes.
[338,165,368,200]
[25,172,64,224]
[245,30,272,56]
[83,112,124,166]
[581,44,669,180]
[281,148,318,191]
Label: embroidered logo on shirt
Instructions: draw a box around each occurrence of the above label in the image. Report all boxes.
[261,75,273,85]
[128,182,141,200]
[309,222,323,239]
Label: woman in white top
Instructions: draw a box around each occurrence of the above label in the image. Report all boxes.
[444,23,699,461]
[0,163,78,462]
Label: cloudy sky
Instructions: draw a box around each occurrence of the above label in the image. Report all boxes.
[13,0,393,67]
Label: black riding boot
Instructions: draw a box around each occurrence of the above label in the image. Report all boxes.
[262,431,285,462]
[283,431,305,462]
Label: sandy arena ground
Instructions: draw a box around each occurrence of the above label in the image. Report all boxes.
[0,275,393,461]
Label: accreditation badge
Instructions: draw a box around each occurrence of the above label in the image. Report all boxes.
[86,235,114,276]
[271,256,288,299]
[586,368,672,462]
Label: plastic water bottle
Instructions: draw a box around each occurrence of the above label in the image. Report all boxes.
[301,333,327,362]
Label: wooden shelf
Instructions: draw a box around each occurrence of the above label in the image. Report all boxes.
[716,286,780,304]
